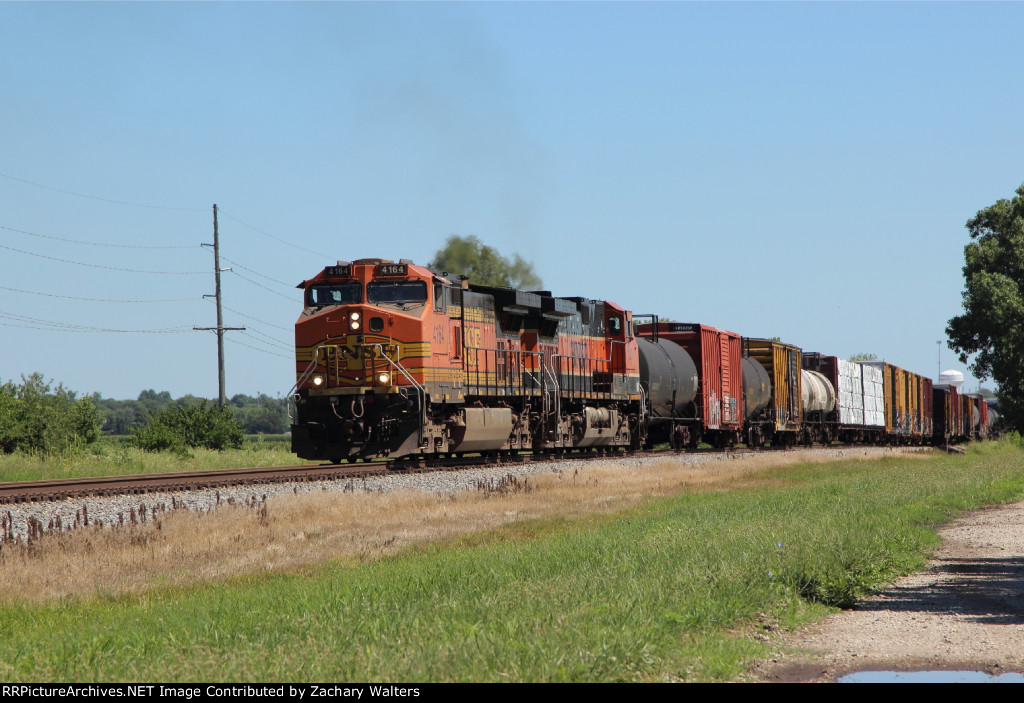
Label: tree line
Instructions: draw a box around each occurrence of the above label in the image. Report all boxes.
[1,374,290,454]
[92,390,290,435]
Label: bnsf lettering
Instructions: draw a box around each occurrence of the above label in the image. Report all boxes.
[569,339,588,359]
[464,327,483,365]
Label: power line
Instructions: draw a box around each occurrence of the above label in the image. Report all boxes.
[240,328,292,352]
[220,255,294,288]
[0,171,205,212]
[0,309,193,333]
[216,302,291,331]
[0,284,199,304]
[217,208,331,259]
[0,242,207,275]
[228,269,297,301]
[221,332,293,360]
[0,223,198,249]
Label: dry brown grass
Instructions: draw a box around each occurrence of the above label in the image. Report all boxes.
[0,448,925,603]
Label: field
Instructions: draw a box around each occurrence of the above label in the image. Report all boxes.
[0,434,307,484]
[1,441,1023,682]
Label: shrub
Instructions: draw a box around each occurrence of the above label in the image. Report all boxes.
[132,402,244,453]
[0,374,102,455]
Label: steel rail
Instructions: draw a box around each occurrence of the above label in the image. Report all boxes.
[0,443,891,505]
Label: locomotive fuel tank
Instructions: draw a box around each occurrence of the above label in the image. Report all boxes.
[742,357,771,419]
[636,337,698,418]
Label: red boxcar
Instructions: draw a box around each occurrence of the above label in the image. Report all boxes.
[636,322,743,447]
[933,383,963,444]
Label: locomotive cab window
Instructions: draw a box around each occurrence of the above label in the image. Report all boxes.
[367,280,428,304]
[433,281,445,311]
[608,315,623,336]
[308,282,362,307]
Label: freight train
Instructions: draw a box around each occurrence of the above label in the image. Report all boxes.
[290,258,993,462]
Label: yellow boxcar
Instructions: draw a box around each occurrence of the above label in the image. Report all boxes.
[864,361,929,442]
[742,338,802,442]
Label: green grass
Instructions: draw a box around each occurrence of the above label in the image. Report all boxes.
[0,436,314,483]
[2,442,1023,681]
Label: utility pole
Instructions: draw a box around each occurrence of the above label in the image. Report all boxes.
[196,204,245,408]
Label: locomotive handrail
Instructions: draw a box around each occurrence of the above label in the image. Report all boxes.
[522,366,544,391]
[461,343,544,395]
[544,360,561,421]
[551,338,628,367]
[366,343,428,446]
[462,343,542,362]
[550,338,631,397]
[287,353,327,420]
[365,344,425,395]
[287,344,352,419]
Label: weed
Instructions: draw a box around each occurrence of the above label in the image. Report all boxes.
[474,473,533,496]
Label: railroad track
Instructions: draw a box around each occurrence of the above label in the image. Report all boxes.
[0,443,896,505]
[0,463,390,505]
[0,451,590,504]
[0,446,698,504]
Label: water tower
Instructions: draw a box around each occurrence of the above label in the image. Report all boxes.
[938,369,964,388]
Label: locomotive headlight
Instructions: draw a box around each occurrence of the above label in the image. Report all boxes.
[312,374,325,387]
[349,311,361,330]
[377,372,390,384]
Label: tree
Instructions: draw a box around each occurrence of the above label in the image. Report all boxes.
[849,353,878,362]
[0,374,101,454]
[947,183,1024,431]
[131,401,244,454]
[229,393,289,434]
[428,235,542,289]
[137,389,173,414]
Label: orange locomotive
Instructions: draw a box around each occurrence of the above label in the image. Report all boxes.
[291,258,644,462]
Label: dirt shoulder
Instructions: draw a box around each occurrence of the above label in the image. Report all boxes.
[756,499,1024,682]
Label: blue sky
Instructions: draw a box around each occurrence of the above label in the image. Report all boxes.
[2,1,1021,401]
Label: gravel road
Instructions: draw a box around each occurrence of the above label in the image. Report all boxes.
[757,499,1024,682]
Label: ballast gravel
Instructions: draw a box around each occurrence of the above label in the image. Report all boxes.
[0,447,907,544]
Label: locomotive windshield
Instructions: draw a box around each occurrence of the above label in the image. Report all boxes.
[308,282,362,307]
[367,280,428,304]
